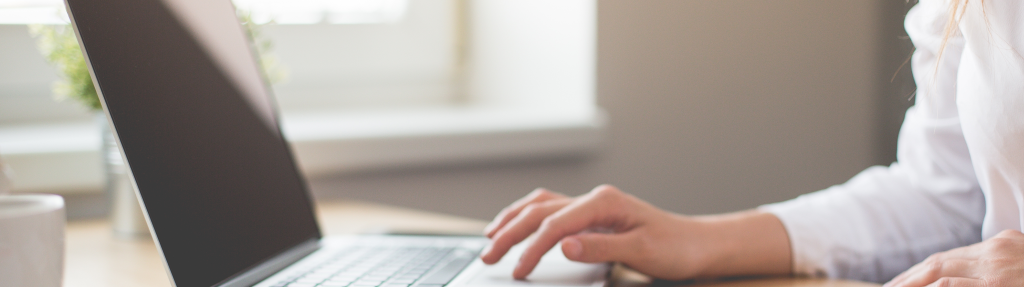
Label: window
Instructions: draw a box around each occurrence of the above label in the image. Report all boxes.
[234,0,409,25]
[0,0,446,122]
[0,0,601,193]
[263,0,459,112]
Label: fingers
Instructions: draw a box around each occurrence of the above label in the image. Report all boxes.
[885,243,986,287]
[887,230,1024,287]
[513,185,637,279]
[923,277,986,287]
[560,232,640,263]
[484,188,567,238]
[480,197,573,264]
[886,259,978,287]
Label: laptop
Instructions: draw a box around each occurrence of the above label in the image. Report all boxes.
[63,0,609,286]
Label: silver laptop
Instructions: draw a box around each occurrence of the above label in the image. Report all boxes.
[62,0,608,286]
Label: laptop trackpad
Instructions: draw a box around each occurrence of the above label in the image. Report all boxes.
[466,244,608,287]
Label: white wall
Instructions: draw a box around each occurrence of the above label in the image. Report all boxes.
[307,0,909,219]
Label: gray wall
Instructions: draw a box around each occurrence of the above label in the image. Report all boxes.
[308,0,916,220]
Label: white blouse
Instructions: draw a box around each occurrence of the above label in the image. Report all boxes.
[761,0,1024,283]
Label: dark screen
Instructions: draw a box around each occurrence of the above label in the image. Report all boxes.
[64,0,321,286]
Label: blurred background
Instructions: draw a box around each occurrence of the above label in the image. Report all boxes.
[0,0,916,220]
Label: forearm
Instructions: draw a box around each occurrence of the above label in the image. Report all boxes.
[689,210,792,278]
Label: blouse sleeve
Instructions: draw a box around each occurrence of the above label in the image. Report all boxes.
[758,0,985,282]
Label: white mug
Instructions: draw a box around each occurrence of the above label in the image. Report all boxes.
[0,194,65,287]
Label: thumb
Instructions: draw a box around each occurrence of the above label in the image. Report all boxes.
[561,232,638,263]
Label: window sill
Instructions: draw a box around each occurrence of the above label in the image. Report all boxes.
[0,106,605,194]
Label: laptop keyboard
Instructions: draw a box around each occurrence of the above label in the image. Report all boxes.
[271,245,481,287]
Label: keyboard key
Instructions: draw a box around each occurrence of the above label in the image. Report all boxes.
[294,278,324,284]
[338,271,364,276]
[330,275,359,281]
[268,245,481,287]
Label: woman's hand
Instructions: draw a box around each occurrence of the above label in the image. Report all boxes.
[884,230,1024,287]
[479,184,792,280]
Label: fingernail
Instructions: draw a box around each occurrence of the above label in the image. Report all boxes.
[562,237,582,259]
[513,262,526,280]
[481,243,493,257]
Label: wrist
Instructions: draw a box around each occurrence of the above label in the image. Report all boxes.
[691,210,793,278]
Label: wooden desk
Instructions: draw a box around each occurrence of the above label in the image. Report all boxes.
[64,200,878,287]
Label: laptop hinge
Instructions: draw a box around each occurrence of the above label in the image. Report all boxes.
[217,238,321,287]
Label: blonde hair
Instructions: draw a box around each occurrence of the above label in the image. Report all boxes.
[938,0,982,62]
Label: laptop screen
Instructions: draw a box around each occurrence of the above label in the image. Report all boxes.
[65,0,321,286]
